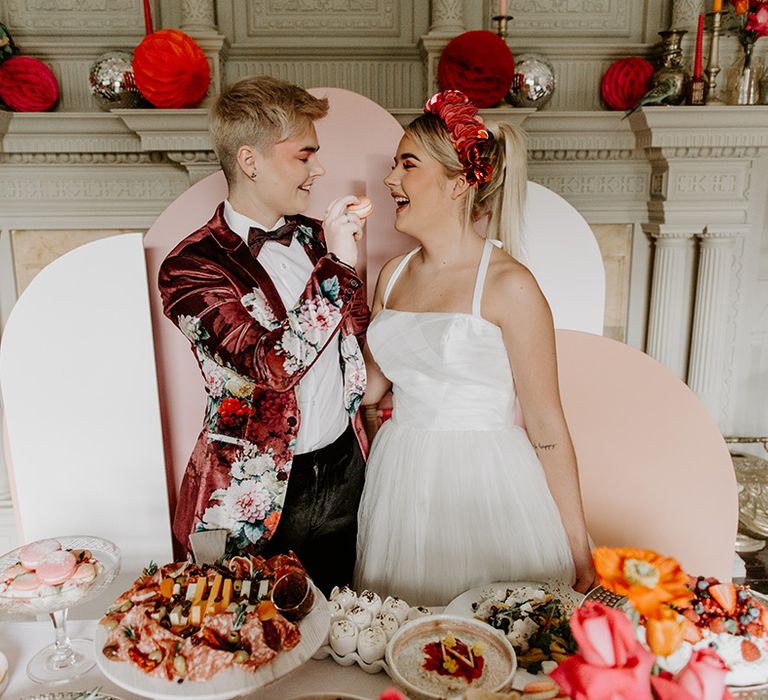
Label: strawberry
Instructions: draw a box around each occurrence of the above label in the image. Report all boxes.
[702,597,721,613]
[742,639,761,662]
[683,620,704,643]
[709,617,726,634]
[683,608,701,624]
[709,583,737,615]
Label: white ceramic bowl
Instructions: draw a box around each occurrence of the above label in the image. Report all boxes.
[0,650,7,698]
[385,614,517,700]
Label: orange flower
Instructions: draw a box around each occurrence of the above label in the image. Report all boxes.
[646,608,686,657]
[734,0,749,15]
[263,511,280,535]
[593,547,693,618]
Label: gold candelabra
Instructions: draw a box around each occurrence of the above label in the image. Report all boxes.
[705,10,723,104]
[492,14,513,38]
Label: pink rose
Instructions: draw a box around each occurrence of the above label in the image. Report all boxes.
[650,671,698,700]
[550,602,656,700]
[571,601,639,667]
[676,648,734,700]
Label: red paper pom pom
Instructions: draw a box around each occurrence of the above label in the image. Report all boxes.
[133,29,210,108]
[438,30,515,109]
[601,57,654,111]
[0,56,58,111]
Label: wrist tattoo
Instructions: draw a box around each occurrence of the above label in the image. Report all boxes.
[533,442,557,451]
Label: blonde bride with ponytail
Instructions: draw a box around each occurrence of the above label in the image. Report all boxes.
[355,90,594,606]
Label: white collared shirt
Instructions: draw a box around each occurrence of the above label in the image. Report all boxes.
[223,200,347,454]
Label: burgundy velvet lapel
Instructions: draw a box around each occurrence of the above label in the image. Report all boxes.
[207,203,287,318]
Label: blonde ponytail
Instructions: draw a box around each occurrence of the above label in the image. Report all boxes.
[474,122,528,260]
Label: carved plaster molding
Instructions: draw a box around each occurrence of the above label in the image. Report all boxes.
[529,149,639,161]
[0,153,170,165]
[671,0,706,30]
[226,58,424,109]
[532,173,649,197]
[428,0,464,36]
[5,0,159,35]
[181,0,217,32]
[495,0,655,38]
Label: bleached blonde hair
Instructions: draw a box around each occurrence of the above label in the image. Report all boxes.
[210,75,329,183]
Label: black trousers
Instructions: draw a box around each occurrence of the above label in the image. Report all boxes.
[261,425,365,596]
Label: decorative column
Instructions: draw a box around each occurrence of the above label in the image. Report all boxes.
[645,228,698,379]
[630,106,768,433]
[687,228,741,424]
[179,0,228,104]
[419,0,466,97]
[671,0,706,30]
[428,0,465,36]
[180,0,217,32]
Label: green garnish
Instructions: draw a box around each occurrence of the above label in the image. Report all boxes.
[122,625,137,641]
[143,560,158,576]
[233,603,247,631]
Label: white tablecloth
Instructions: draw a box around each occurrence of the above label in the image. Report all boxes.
[0,620,392,700]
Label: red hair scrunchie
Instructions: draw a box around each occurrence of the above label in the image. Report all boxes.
[424,89,493,187]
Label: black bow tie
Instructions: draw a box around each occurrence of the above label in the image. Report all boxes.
[247,220,298,256]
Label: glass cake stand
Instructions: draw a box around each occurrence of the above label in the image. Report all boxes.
[0,535,121,684]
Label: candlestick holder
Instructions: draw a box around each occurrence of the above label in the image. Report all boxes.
[493,14,513,38]
[705,10,723,104]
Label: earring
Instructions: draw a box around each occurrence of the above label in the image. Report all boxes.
[250,171,257,179]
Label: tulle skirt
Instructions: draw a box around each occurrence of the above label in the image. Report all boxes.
[354,421,575,607]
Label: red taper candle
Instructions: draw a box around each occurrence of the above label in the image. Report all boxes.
[143,0,153,35]
[694,13,704,78]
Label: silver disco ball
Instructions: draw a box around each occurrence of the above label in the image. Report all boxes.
[508,54,556,109]
[88,51,145,110]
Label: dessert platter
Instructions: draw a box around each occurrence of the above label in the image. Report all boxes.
[314,585,433,673]
[444,580,582,685]
[655,576,768,692]
[94,551,329,700]
[0,535,121,683]
[0,535,119,619]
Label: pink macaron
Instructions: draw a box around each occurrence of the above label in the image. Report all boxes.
[18,539,61,569]
[70,562,97,584]
[36,550,76,585]
[347,196,374,220]
[10,571,42,593]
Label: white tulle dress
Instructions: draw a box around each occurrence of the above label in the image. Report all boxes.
[354,239,575,606]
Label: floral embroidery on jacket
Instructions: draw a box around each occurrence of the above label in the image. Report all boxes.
[276,276,343,375]
[294,223,314,247]
[198,442,291,548]
[241,287,280,330]
[178,314,209,344]
[340,334,366,415]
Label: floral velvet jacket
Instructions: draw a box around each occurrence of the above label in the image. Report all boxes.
[158,203,369,553]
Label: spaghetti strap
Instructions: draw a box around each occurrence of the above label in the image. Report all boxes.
[382,247,421,309]
[471,239,501,318]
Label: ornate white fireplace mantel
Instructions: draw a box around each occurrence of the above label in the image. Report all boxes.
[1,105,767,441]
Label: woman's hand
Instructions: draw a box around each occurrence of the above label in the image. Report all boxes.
[571,540,597,593]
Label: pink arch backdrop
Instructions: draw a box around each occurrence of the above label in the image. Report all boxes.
[144,89,737,578]
[556,330,737,580]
